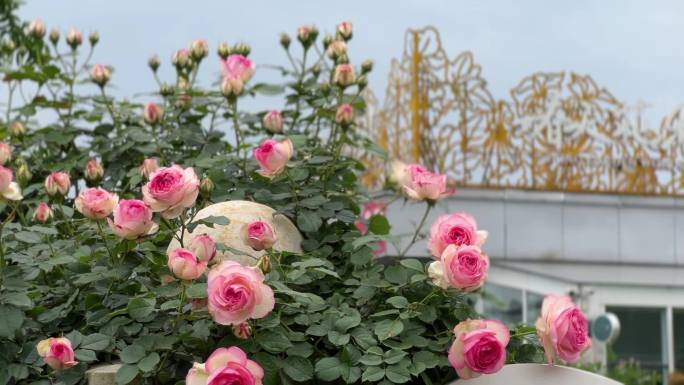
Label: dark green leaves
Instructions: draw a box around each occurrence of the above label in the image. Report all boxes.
[79,333,111,351]
[127,298,156,321]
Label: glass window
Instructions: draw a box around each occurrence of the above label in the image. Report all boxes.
[526,291,544,324]
[482,283,522,326]
[607,306,667,373]
[674,309,684,371]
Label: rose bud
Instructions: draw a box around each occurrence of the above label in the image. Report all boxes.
[279,32,291,49]
[172,48,190,69]
[159,83,174,96]
[167,248,208,281]
[361,59,373,74]
[44,171,71,197]
[536,295,592,364]
[88,31,99,46]
[253,138,293,177]
[402,164,454,202]
[221,54,255,83]
[221,76,243,97]
[263,110,283,134]
[36,337,78,371]
[9,121,25,137]
[28,18,46,38]
[256,254,271,274]
[188,233,216,262]
[66,28,82,49]
[319,82,331,96]
[142,165,200,219]
[311,64,321,77]
[84,158,104,182]
[357,75,368,90]
[297,25,312,45]
[333,63,356,87]
[335,103,354,125]
[143,102,164,125]
[200,177,214,196]
[139,158,159,179]
[327,40,347,60]
[0,143,11,165]
[322,34,334,50]
[0,166,22,201]
[33,202,53,223]
[217,42,231,59]
[148,54,160,72]
[244,220,276,251]
[90,64,111,87]
[232,323,252,340]
[336,21,353,41]
[75,187,119,220]
[48,28,60,45]
[107,199,158,240]
[190,39,208,60]
[17,163,32,186]
[448,319,509,379]
[232,43,251,56]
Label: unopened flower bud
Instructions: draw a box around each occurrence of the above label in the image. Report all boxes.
[244,221,276,251]
[2,40,15,52]
[159,83,174,96]
[84,158,104,182]
[279,33,291,49]
[33,202,53,223]
[221,76,243,97]
[263,110,283,134]
[217,42,231,59]
[44,171,71,196]
[311,64,321,77]
[256,254,272,274]
[28,18,45,38]
[322,35,334,50]
[90,64,111,87]
[190,39,208,60]
[357,75,368,90]
[232,322,252,340]
[49,28,60,45]
[335,54,349,65]
[336,21,353,41]
[319,82,331,96]
[89,31,99,46]
[327,40,347,59]
[297,25,317,48]
[139,158,159,179]
[148,54,160,72]
[172,48,190,69]
[66,28,82,49]
[333,63,356,87]
[17,163,31,186]
[0,143,11,165]
[200,177,215,195]
[232,43,250,56]
[174,93,192,109]
[335,103,354,125]
[143,102,164,125]
[9,121,25,137]
[361,59,373,74]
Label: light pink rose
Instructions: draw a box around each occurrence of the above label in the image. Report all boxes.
[221,76,244,97]
[361,200,386,220]
[34,202,53,223]
[448,319,509,379]
[189,233,217,262]
[232,322,252,340]
[207,261,275,325]
[66,28,82,47]
[36,337,78,371]
[167,248,208,280]
[401,164,454,201]
[186,346,264,385]
[144,102,164,125]
[427,213,488,259]
[335,103,353,124]
[0,143,11,165]
[253,138,293,177]
[441,244,489,292]
[535,295,592,364]
[221,54,255,83]
[172,48,190,67]
[142,165,200,219]
[0,166,22,201]
[244,221,276,251]
[75,187,119,220]
[337,21,353,39]
[327,40,347,59]
[90,64,111,87]
[28,18,46,38]
[45,171,71,196]
[139,158,159,179]
[297,25,312,42]
[263,110,283,134]
[333,63,355,86]
[190,39,209,59]
[107,199,157,240]
[84,159,104,182]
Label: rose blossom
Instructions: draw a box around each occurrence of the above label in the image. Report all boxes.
[139,158,159,179]
[536,295,592,364]
[75,187,119,220]
[84,158,104,182]
[221,54,255,84]
[333,63,356,86]
[207,260,275,325]
[253,138,293,177]
[36,337,77,371]
[440,244,489,291]
[427,212,488,259]
[263,110,283,134]
[327,40,347,58]
[45,171,71,196]
[107,199,157,240]
[401,163,453,201]
[427,260,449,289]
[448,319,510,379]
[388,160,410,187]
[186,347,263,385]
[361,200,386,220]
[188,233,217,262]
[142,165,200,219]
[0,143,11,165]
[0,166,22,201]
[335,103,353,124]
[34,202,53,223]
[143,102,164,125]
[244,220,276,251]
[167,248,208,280]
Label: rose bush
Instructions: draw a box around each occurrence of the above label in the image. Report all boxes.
[0,2,591,384]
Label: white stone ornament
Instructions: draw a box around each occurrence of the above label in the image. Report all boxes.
[167,200,303,266]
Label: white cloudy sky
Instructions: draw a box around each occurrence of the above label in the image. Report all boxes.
[17,0,684,124]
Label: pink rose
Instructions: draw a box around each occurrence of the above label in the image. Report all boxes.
[244,220,276,251]
[90,64,111,87]
[263,110,283,134]
[221,54,255,83]
[142,165,200,219]
[361,200,386,220]
[401,164,453,201]
[232,322,252,340]
[66,28,82,47]
[448,319,509,379]
[33,202,53,223]
[253,138,293,177]
[45,171,71,196]
[84,159,104,182]
[189,233,217,262]
[333,63,355,86]
[75,187,119,220]
[0,143,11,165]
[440,244,489,292]
[0,166,22,201]
[335,103,354,124]
[167,248,208,280]
[207,261,275,325]
[36,337,78,371]
[535,295,592,364]
[186,347,264,385]
[172,48,190,68]
[427,213,488,259]
[144,102,164,125]
[139,158,159,179]
[107,199,157,240]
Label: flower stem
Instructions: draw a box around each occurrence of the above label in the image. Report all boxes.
[510,330,538,338]
[399,202,432,257]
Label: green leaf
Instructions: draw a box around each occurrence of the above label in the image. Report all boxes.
[368,215,390,235]
[256,330,292,353]
[362,366,385,382]
[315,357,341,381]
[297,210,322,232]
[115,364,139,385]
[137,352,160,372]
[80,333,110,351]
[120,344,146,364]
[386,296,409,309]
[75,349,97,362]
[374,319,404,341]
[282,356,313,381]
[384,265,408,285]
[13,231,42,243]
[413,351,439,369]
[384,349,407,364]
[3,292,32,308]
[186,283,208,298]
[127,298,155,321]
[399,258,424,272]
[385,364,411,383]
